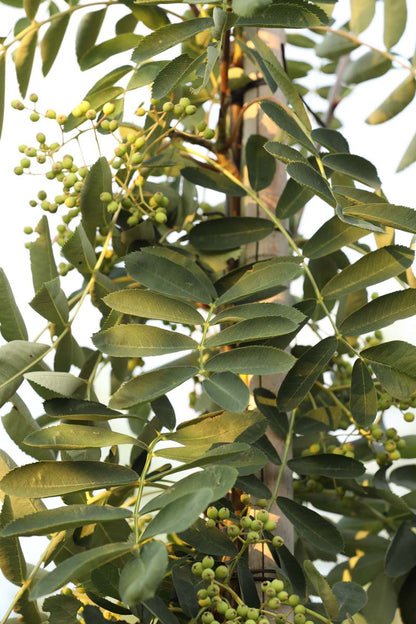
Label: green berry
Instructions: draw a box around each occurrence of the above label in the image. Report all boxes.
[18,144,27,153]
[272,536,284,548]
[215,565,228,579]
[207,506,218,520]
[277,590,289,602]
[227,525,240,538]
[236,605,248,618]
[78,166,88,178]
[246,530,259,543]
[185,104,197,115]
[225,609,237,620]
[57,224,67,234]
[127,215,139,227]
[11,99,24,110]
[288,594,300,607]
[30,112,40,122]
[25,147,37,157]
[202,556,214,569]
[240,516,252,529]
[206,583,220,596]
[192,562,203,576]
[218,507,230,520]
[173,104,185,116]
[65,197,77,208]
[197,121,207,132]
[85,109,96,120]
[201,568,215,582]
[294,605,306,615]
[404,412,415,422]
[63,173,77,188]
[275,615,287,623]
[29,93,38,102]
[37,190,47,201]
[263,519,277,531]
[163,102,174,113]
[20,158,31,168]
[271,579,285,592]
[41,200,51,211]
[36,132,46,144]
[206,518,216,528]
[131,152,143,165]
[100,192,113,203]
[101,119,110,131]
[203,128,215,140]
[294,615,306,624]
[201,612,214,624]
[45,109,56,119]
[267,597,281,610]
[135,137,146,150]
[257,509,269,523]
[103,102,115,115]
[251,519,263,532]
[14,166,24,175]
[179,97,191,108]
[23,226,33,234]
[56,114,68,124]
[135,107,146,117]
[247,608,259,620]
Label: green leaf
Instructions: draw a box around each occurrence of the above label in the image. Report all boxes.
[211,302,305,326]
[344,50,392,85]
[361,574,397,624]
[126,247,216,304]
[322,245,414,299]
[371,363,416,401]
[303,216,370,259]
[264,141,308,165]
[2,395,55,461]
[261,101,317,154]
[361,340,416,379]
[130,4,170,29]
[30,216,58,294]
[366,75,416,124]
[131,18,213,64]
[322,153,381,189]
[311,128,349,153]
[156,442,249,468]
[385,521,416,577]
[64,87,124,132]
[41,14,70,76]
[315,28,359,60]
[286,161,335,206]
[80,157,111,243]
[333,581,367,620]
[61,224,97,278]
[30,277,69,330]
[30,542,132,599]
[179,517,237,556]
[276,177,315,218]
[303,560,340,620]
[278,497,343,554]
[24,424,146,450]
[0,496,27,586]
[103,290,203,325]
[0,505,132,537]
[384,0,407,49]
[390,465,416,490]
[76,8,106,62]
[109,366,198,409]
[44,398,124,422]
[119,541,168,605]
[350,360,377,428]
[23,0,39,19]
[141,466,238,514]
[277,337,338,411]
[245,134,277,191]
[80,33,142,70]
[151,395,175,430]
[182,166,246,197]
[167,410,265,451]
[43,595,81,624]
[350,0,376,34]
[0,53,5,139]
[144,597,180,624]
[92,325,197,358]
[340,290,416,336]
[205,316,298,348]
[191,44,218,95]
[127,60,168,90]
[398,568,416,624]
[235,3,328,28]
[24,371,85,399]
[202,373,250,412]
[0,268,28,341]
[288,454,365,479]
[152,53,199,100]
[14,29,37,97]
[189,217,274,252]
[216,257,303,306]
[343,202,416,234]
[397,131,416,172]
[0,341,49,409]
[142,488,213,540]
[86,65,133,96]
[0,461,138,498]
[205,346,296,376]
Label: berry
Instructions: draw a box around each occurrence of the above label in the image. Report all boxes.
[202,612,214,624]
[85,109,96,120]
[288,594,300,607]
[272,536,284,548]
[207,506,218,520]
[135,107,146,117]
[20,158,31,168]
[294,615,306,624]
[127,215,139,227]
[179,97,191,108]
[203,128,215,140]
[236,605,248,618]
[277,590,289,601]
[257,509,269,523]
[56,114,68,124]
[267,597,281,610]
[192,562,203,576]
[30,112,40,122]
[185,104,197,115]
[163,102,174,113]
[202,556,214,569]
[404,412,415,422]
[215,565,228,579]
[131,153,143,165]
[206,583,220,596]
[247,608,259,620]
[240,516,252,529]
[23,226,33,234]
[101,119,110,131]
[246,531,259,543]
[103,102,115,115]
[206,518,216,528]
[63,173,77,188]
[197,121,207,132]
[263,519,277,531]
[218,507,230,520]
[271,579,284,592]
[45,109,56,119]
[173,104,185,116]
[225,609,237,620]
[227,525,240,538]
[202,568,215,582]
[11,100,24,110]
[29,93,38,102]
[135,137,146,150]
[251,519,263,532]
[25,147,37,157]
[294,605,306,615]
[78,166,88,178]
[14,166,24,175]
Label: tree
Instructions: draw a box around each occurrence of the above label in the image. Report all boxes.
[0,1,416,623]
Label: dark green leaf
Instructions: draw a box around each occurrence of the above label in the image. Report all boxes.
[332,581,367,620]
[261,101,317,154]
[206,346,296,375]
[322,245,413,299]
[303,216,368,259]
[264,141,308,165]
[385,522,416,577]
[125,247,216,304]
[390,465,416,490]
[171,565,199,618]
[14,28,37,97]
[276,177,315,218]
[0,461,138,498]
[398,567,416,624]
[0,496,27,586]
[156,442,249,469]
[151,395,175,430]
[142,488,213,539]
[44,398,124,421]
[80,34,142,70]
[384,0,407,49]
[344,50,392,85]
[0,341,49,408]
[2,395,55,461]
[61,224,97,278]
[303,560,340,619]
[24,371,86,399]
[30,216,58,294]
[322,153,381,188]
[0,505,132,537]
[80,157,111,243]
[371,363,416,401]
[350,360,377,428]
[277,497,344,554]
[30,277,69,330]
[237,557,260,608]
[361,574,397,624]
[0,268,28,341]
[76,9,106,63]
[109,366,198,409]
[189,217,273,252]
[144,596,180,624]
[367,75,416,124]
[277,337,337,411]
[211,302,305,326]
[288,454,365,479]
[179,518,237,556]
[253,387,288,437]
[131,18,213,64]
[205,316,298,347]
[235,3,328,28]
[92,324,197,358]
[24,423,145,450]
[30,542,132,599]
[286,161,335,205]
[152,53,199,100]
[202,372,250,412]
[340,290,416,336]
[43,595,82,624]
[41,14,70,76]
[343,202,416,234]
[119,541,168,605]
[245,134,276,191]
[361,340,416,378]
[182,166,246,197]
[311,128,349,153]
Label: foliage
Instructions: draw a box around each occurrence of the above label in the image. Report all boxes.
[0,1,416,623]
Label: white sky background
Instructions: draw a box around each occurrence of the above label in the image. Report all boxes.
[0,0,416,611]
